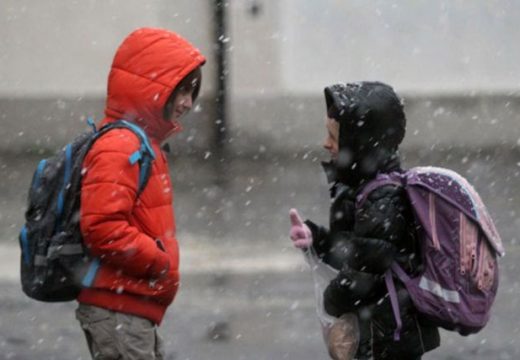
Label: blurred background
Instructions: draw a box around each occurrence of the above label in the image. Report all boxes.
[1,1,519,359]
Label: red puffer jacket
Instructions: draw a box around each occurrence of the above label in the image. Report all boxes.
[78,27,205,325]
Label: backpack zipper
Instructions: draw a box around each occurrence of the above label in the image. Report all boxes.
[429,193,441,250]
[459,213,478,277]
[476,239,495,290]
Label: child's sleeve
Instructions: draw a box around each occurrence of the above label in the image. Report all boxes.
[304,220,330,257]
[323,266,382,317]
[322,185,412,316]
[351,184,412,272]
[305,184,357,258]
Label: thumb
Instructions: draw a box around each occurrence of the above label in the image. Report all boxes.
[289,208,304,226]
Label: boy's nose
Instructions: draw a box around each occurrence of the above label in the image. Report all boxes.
[323,139,331,150]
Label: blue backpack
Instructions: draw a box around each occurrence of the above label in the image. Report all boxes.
[19,119,155,302]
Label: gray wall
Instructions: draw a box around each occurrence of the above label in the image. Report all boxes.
[1,0,214,96]
[1,1,519,155]
[277,0,520,93]
[228,92,520,156]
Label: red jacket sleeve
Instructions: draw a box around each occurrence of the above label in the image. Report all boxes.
[80,129,170,279]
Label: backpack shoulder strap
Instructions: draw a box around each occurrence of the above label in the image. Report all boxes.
[96,120,156,196]
[356,172,405,208]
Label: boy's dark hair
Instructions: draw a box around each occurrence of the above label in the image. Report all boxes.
[163,66,202,119]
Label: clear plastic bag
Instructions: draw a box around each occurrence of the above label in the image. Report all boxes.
[304,248,360,360]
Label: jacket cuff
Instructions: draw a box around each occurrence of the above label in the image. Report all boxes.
[305,220,330,256]
[304,220,320,241]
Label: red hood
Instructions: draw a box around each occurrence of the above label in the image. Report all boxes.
[102,27,206,142]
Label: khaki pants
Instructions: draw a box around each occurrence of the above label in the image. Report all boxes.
[76,304,165,360]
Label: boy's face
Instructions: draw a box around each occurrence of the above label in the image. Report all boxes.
[165,67,201,123]
[323,116,339,160]
[167,86,195,122]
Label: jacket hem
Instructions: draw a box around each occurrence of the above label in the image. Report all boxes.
[78,288,168,325]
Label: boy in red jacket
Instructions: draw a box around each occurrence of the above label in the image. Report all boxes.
[76,27,205,359]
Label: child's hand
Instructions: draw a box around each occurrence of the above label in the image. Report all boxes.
[289,208,313,249]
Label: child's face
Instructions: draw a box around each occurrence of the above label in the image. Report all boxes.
[167,87,195,122]
[323,116,339,159]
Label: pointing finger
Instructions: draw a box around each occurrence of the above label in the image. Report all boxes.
[289,208,304,226]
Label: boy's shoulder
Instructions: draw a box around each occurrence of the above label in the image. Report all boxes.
[362,183,405,204]
[89,127,142,156]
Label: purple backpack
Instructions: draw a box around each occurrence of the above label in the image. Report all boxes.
[357,166,505,340]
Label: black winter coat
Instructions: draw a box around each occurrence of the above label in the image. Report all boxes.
[306,164,440,360]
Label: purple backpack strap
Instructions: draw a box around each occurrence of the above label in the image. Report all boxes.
[356,172,404,206]
[384,269,403,341]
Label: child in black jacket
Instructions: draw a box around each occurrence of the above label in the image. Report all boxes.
[289,82,440,359]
